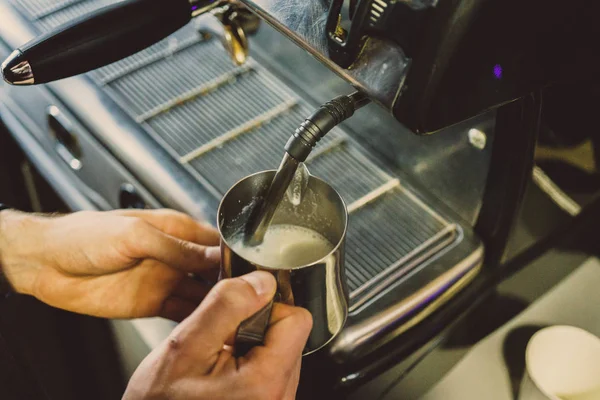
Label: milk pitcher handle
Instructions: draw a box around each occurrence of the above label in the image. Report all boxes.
[234,298,274,357]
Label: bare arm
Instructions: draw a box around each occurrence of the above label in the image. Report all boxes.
[0,208,220,321]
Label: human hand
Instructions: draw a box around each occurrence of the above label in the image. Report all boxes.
[0,208,220,321]
[123,271,312,400]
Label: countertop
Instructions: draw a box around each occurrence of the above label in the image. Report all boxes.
[421,257,600,400]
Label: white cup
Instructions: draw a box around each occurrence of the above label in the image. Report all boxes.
[520,325,600,400]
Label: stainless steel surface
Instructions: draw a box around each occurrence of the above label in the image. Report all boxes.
[47,105,83,170]
[7,0,97,20]
[34,0,117,30]
[1,50,34,84]
[0,0,485,366]
[532,165,581,217]
[4,0,418,110]
[189,0,225,18]
[9,0,219,26]
[237,0,419,109]
[0,102,100,211]
[4,0,493,225]
[331,248,483,362]
[245,153,300,245]
[0,82,163,212]
[401,0,439,9]
[248,25,496,226]
[0,1,221,219]
[218,170,349,354]
[348,90,372,109]
[246,90,371,246]
[205,4,249,65]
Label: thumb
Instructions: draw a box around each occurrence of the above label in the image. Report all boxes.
[172,271,276,362]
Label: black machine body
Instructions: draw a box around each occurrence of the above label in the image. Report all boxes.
[327,0,600,134]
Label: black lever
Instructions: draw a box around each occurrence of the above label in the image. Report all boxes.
[1,0,221,85]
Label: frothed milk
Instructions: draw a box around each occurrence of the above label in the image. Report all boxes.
[230,224,334,269]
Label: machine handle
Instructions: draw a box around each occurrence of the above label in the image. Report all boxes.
[0,0,217,85]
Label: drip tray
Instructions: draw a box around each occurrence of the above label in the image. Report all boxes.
[9,0,483,356]
[87,26,473,309]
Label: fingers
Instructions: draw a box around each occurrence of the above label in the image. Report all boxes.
[171,271,276,369]
[246,303,312,368]
[234,304,311,400]
[172,276,213,303]
[112,209,220,246]
[283,357,303,400]
[124,219,220,274]
[159,297,198,322]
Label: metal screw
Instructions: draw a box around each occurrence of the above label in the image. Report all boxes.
[468,128,487,150]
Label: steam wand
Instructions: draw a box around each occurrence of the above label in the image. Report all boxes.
[244,91,370,245]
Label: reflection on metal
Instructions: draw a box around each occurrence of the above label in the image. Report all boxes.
[188,0,226,18]
[179,98,298,163]
[0,0,485,365]
[21,161,43,212]
[1,50,34,85]
[347,178,400,213]
[136,64,255,123]
[219,170,349,355]
[536,138,597,174]
[238,0,412,109]
[401,179,451,225]
[532,164,581,217]
[468,128,487,150]
[32,0,86,20]
[306,136,347,162]
[203,5,251,65]
[55,144,83,170]
[351,223,459,309]
[332,252,482,364]
[98,35,204,84]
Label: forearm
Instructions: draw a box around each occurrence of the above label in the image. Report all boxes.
[0,208,16,296]
[0,208,41,296]
[0,207,221,319]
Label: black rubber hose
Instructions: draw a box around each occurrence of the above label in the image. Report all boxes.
[285,91,370,162]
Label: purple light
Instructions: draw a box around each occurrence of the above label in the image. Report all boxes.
[493,64,503,79]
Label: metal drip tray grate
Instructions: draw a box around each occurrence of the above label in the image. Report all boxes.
[37,0,115,29]
[8,0,86,20]
[144,71,297,157]
[96,30,461,305]
[306,145,392,207]
[9,0,468,307]
[345,189,458,309]
[106,40,246,117]
[188,105,344,194]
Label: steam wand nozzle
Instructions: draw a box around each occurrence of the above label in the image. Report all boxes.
[244,91,370,245]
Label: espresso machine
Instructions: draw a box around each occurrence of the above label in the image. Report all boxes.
[0,0,598,397]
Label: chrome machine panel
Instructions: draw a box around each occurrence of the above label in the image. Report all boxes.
[0,0,485,383]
